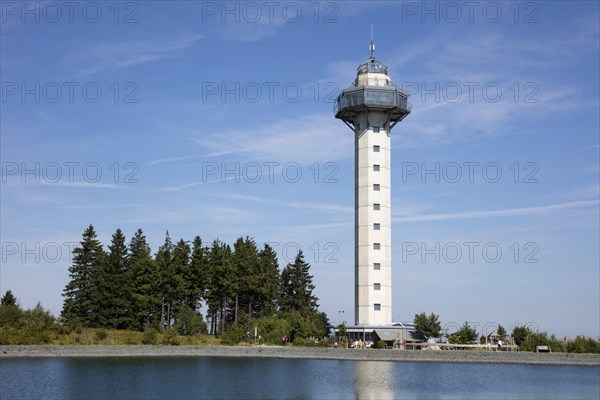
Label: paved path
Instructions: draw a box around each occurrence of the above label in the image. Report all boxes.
[2,345,599,366]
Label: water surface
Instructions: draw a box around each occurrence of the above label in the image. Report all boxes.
[1,357,598,399]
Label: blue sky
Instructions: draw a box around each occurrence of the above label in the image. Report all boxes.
[1,1,598,338]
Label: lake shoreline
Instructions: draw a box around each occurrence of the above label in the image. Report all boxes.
[1,345,599,366]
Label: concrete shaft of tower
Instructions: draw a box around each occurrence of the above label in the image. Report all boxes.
[334,51,410,327]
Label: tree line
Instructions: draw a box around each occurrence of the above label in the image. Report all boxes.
[413,312,599,353]
[60,224,330,341]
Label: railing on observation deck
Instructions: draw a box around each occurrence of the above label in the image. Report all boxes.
[334,86,412,115]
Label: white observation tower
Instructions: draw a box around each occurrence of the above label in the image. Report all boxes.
[334,36,411,326]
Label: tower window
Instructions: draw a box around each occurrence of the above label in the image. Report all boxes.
[373,203,380,211]
[373,223,380,230]
[374,304,381,311]
[373,263,381,270]
[373,145,380,153]
[373,164,380,172]
[373,127,380,133]
[373,184,380,191]
[374,283,381,290]
[373,243,381,250]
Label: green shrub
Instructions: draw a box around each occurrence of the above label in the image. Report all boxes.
[255,315,291,344]
[220,323,245,346]
[373,340,386,349]
[142,328,158,345]
[95,328,108,341]
[567,336,600,353]
[162,329,180,346]
[174,307,207,336]
[0,305,23,328]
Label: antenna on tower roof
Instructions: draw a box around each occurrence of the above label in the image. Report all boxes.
[370,24,375,59]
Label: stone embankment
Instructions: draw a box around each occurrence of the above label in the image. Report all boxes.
[2,345,599,366]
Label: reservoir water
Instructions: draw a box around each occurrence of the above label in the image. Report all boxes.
[1,357,598,399]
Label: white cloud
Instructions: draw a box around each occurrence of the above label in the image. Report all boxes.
[193,113,353,164]
[70,34,204,76]
[393,200,599,223]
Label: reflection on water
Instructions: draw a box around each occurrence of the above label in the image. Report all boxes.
[354,361,395,400]
[1,356,598,400]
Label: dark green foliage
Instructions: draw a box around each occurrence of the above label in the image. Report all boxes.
[96,229,133,329]
[1,290,17,306]
[174,306,207,336]
[567,336,600,353]
[220,323,245,346]
[280,251,318,314]
[57,226,330,344]
[317,311,333,338]
[255,315,291,344]
[0,303,22,327]
[497,324,506,338]
[129,229,160,330]
[449,322,478,344]
[0,301,55,344]
[256,244,281,316]
[374,340,386,349]
[413,312,442,338]
[61,224,106,326]
[156,231,177,330]
[511,325,531,347]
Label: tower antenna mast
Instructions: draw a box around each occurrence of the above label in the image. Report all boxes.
[370,25,375,59]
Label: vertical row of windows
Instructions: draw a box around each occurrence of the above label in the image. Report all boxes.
[373,127,383,312]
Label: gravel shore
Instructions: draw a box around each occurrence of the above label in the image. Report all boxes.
[1,345,598,366]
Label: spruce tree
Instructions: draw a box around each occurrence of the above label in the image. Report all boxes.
[232,236,261,321]
[190,236,207,304]
[61,224,105,326]
[96,228,132,329]
[129,229,160,330]
[280,250,318,314]
[205,239,234,335]
[172,239,192,317]
[156,231,175,329]
[256,243,280,316]
[0,290,17,306]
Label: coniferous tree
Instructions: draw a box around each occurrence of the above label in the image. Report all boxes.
[0,290,22,328]
[96,228,132,329]
[156,231,175,329]
[256,243,280,316]
[172,239,192,319]
[279,250,322,341]
[129,229,159,330]
[61,224,105,326]
[413,312,442,339]
[205,239,234,335]
[232,236,261,322]
[280,250,318,314]
[1,290,17,306]
[190,235,207,306]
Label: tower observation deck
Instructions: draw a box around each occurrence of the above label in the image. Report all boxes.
[334,40,411,326]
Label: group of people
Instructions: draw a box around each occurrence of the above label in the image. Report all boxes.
[350,339,365,349]
[395,338,407,349]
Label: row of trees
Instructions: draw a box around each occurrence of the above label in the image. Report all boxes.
[61,225,330,341]
[412,312,599,353]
